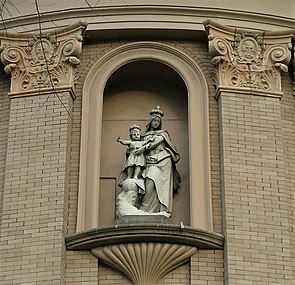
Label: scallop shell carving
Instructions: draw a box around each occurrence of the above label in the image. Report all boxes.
[91,242,197,285]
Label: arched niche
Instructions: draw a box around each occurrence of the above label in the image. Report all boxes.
[102,60,189,226]
[77,42,212,232]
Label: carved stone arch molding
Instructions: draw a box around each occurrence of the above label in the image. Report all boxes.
[76,41,213,233]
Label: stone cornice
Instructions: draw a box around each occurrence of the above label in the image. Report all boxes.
[0,21,87,95]
[66,223,224,250]
[204,20,295,44]
[1,5,295,35]
[204,20,293,96]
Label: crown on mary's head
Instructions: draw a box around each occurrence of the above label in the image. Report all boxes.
[149,106,164,118]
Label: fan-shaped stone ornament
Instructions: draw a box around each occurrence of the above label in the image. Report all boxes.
[91,242,197,285]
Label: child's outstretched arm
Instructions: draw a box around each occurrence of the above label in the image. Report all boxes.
[117,137,131,146]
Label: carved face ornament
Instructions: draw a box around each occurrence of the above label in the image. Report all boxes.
[33,39,53,64]
[239,38,259,63]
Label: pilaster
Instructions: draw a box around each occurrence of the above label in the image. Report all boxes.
[0,22,87,285]
[293,35,295,96]
[205,20,293,284]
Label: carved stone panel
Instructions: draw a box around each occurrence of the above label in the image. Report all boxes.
[0,21,87,95]
[204,20,292,95]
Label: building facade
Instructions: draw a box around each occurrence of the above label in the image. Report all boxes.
[0,1,294,284]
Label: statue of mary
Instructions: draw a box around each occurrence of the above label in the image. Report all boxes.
[116,106,181,218]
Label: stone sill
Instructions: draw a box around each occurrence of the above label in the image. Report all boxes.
[65,223,224,250]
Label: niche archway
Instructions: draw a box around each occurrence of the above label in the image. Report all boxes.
[101,60,189,226]
[77,42,212,232]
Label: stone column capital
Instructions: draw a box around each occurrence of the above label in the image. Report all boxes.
[204,20,293,97]
[0,21,87,97]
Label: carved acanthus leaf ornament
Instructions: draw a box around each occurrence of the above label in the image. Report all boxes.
[0,22,87,94]
[204,21,292,94]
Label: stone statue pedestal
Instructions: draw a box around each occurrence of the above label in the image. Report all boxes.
[114,215,173,225]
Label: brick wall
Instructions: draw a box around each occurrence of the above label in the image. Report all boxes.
[191,250,224,285]
[219,91,293,284]
[281,72,295,283]
[66,251,98,285]
[0,92,73,284]
[0,67,10,236]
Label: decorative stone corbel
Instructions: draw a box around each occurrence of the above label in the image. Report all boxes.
[66,219,224,285]
[0,21,87,97]
[204,20,293,98]
[92,243,197,285]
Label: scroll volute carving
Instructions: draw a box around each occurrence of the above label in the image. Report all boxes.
[0,21,87,94]
[204,20,292,94]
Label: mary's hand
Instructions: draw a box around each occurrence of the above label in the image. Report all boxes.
[134,146,146,155]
